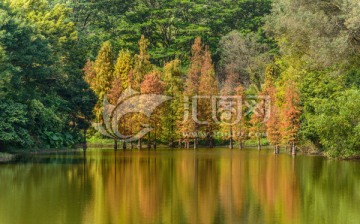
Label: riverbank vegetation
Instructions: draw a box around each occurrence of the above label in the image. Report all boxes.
[0,0,359,158]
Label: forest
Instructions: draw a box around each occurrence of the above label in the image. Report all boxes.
[0,0,359,158]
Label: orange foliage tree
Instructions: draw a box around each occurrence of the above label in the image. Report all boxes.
[281,79,301,155]
[198,47,219,148]
[263,66,282,154]
[140,71,165,150]
[133,36,153,149]
[249,91,267,150]
[219,71,240,149]
[180,37,203,149]
[233,85,249,149]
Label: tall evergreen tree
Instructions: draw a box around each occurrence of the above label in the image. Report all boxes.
[281,79,301,155]
[133,35,152,90]
[140,70,164,150]
[180,37,203,149]
[198,47,219,148]
[232,85,249,149]
[88,41,114,119]
[162,59,184,147]
[113,49,132,90]
[92,41,114,100]
[263,66,281,154]
[219,71,240,149]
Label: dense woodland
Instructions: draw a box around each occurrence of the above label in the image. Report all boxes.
[0,0,359,158]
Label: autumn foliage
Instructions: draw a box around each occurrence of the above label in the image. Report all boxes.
[281,79,301,154]
[84,36,302,152]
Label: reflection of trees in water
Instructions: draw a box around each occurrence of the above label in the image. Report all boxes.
[1,151,360,224]
[0,154,93,224]
[86,150,303,224]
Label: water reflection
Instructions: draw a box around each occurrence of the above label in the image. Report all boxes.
[0,149,359,224]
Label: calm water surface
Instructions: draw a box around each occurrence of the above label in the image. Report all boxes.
[0,148,359,224]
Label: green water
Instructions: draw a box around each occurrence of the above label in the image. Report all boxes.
[0,149,359,224]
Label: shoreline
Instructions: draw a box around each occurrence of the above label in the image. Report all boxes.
[0,153,16,163]
[1,146,359,161]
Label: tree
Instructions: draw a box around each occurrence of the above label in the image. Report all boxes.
[113,49,132,90]
[0,1,96,149]
[106,49,133,150]
[233,85,250,149]
[180,37,203,149]
[219,71,240,149]
[266,96,281,154]
[198,47,219,148]
[84,41,116,148]
[162,59,184,147]
[262,66,281,154]
[311,89,360,158]
[249,91,267,151]
[133,35,152,90]
[107,74,126,151]
[218,31,273,88]
[110,0,272,65]
[265,0,360,158]
[0,101,31,149]
[219,74,237,149]
[92,41,114,102]
[140,70,165,150]
[281,79,301,155]
[132,35,153,149]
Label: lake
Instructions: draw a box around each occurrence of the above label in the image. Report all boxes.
[0,148,359,224]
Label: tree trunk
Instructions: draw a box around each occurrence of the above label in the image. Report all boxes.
[257,137,261,151]
[122,141,126,151]
[147,132,151,150]
[82,129,87,152]
[291,142,296,155]
[114,139,118,151]
[138,138,142,150]
[274,145,279,154]
[170,138,175,148]
[194,138,197,149]
[229,128,233,149]
[154,129,157,150]
[130,141,133,150]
